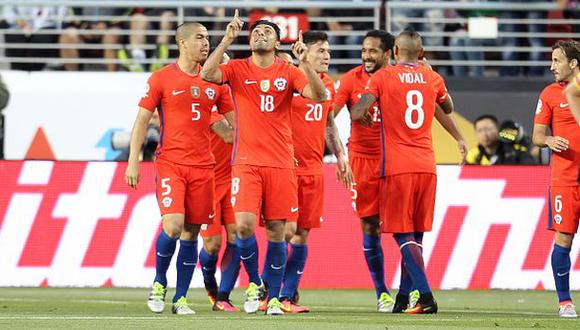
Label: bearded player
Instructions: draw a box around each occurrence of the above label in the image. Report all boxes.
[201,12,328,315]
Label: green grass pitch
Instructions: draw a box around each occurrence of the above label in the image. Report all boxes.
[0,288,578,329]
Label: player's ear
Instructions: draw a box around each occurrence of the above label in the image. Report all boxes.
[275,40,281,49]
[418,47,425,59]
[570,58,578,70]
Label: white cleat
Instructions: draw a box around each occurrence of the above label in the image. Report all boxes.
[147,281,167,313]
[172,297,196,315]
[377,292,395,313]
[559,302,578,318]
[266,298,285,316]
[244,281,266,314]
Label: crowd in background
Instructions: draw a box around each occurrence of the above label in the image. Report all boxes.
[1,1,578,75]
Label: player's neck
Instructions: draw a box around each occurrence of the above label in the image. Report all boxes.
[566,70,580,83]
[396,58,419,66]
[176,58,200,76]
[251,52,275,69]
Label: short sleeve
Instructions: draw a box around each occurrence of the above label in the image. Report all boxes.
[216,85,234,115]
[289,65,308,94]
[138,72,162,112]
[534,89,553,125]
[334,72,352,109]
[365,71,383,99]
[433,73,449,105]
[220,62,235,84]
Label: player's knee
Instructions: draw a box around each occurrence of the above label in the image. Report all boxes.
[265,220,286,241]
[361,217,381,235]
[555,232,574,248]
[285,222,297,242]
[236,221,254,239]
[162,217,184,238]
[203,237,222,255]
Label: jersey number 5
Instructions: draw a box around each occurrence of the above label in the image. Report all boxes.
[192,103,201,121]
[405,90,424,129]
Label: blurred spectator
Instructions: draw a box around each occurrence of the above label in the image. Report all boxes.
[391,0,446,48]
[448,0,500,77]
[3,5,67,71]
[498,0,548,76]
[466,114,536,165]
[0,74,9,159]
[58,5,128,71]
[559,0,580,34]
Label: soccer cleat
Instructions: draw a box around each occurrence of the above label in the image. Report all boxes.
[408,290,420,309]
[377,292,395,313]
[147,281,167,313]
[204,283,218,306]
[213,300,241,312]
[258,298,268,312]
[392,293,409,313]
[172,296,195,315]
[243,281,266,314]
[559,302,578,318]
[404,294,438,314]
[266,298,285,315]
[280,298,310,314]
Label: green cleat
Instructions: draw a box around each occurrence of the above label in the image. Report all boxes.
[377,292,395,312]
[244,281,266,314]
[147,281,167,313]
[172,296,195,315]
[266,297,284,315]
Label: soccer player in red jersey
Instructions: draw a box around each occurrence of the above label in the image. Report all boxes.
[279,31,353,314]
[125,22,234,315]
[333,29,398,312]
[201,11,327,315]
[533,40,580,318]
[352,30,457,314]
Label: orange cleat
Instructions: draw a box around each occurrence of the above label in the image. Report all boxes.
[213,300,241,312]
[280,299,310,314]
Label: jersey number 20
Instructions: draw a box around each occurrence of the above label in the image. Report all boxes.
[405,90,424,129]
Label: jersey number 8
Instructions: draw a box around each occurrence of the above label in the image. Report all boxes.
[405,90,424,129]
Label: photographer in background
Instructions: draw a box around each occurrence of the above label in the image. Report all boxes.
[0,74,10,159]
[466,114,537,165]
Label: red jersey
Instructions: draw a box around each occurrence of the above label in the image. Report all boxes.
[366,64,449,176]
[210,110,233,184]
[292,73,335,175]
[220,57,309,169]
[139,63,234,166]
[334,65,382,158]
[535,82,580,186]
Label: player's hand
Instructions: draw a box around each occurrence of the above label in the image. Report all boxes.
[356,111,373,127]
[458,139,467,165]
[224,9,244,42]
[336,156,354,189]
[419,57,433,71]
[292,31,309,63]
[125,161,140,189]
[546,136,569,153]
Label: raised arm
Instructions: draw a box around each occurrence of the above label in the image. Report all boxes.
[125,108,154,189]
[201,9,243,84]
[292,32,326,102]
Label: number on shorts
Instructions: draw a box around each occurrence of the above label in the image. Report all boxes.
[371,106,380,123]
[231,177,240,195]
[554,195,563,213]
[350,183,358,211]
[161,178,171,196]
[404,90,424,129]
[260,95,275,112]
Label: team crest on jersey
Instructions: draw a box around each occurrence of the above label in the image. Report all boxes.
[554,214,562,224]
[205,87,216,100]
[190,86,200,98]
[260,80,270,92]
[274,77,287,91]
[162,196,173,208]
